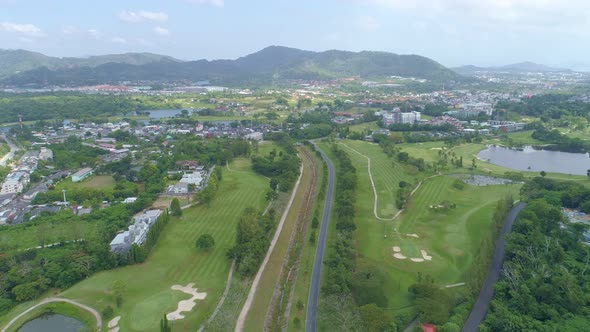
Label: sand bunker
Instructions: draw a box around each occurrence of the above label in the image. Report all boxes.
[406,233,419,238]
[108,316,120,328]
[392,246,433,263]
[167,283,207,321]
[108,316,120,332]
[421,250,432,261]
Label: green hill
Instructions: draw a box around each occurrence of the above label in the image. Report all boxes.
[0,49,180,78]
[1,46,462,87]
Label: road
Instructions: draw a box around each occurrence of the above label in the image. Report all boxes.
[0,135,19,167]
[462,202,527,332]
[1,297,102,332]
[305,142,335,332]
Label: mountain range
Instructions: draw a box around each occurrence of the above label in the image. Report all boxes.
[452,61,572,75]
[0,46,460,87]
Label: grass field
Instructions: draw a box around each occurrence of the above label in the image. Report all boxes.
[0,157,269,332]
[56,175,117,191]
[322,140,522,314]
[0,216,94,251]
[348,121,380,134]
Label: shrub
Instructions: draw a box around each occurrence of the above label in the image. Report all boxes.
[196,234,215,251]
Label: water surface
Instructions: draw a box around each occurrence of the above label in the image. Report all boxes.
[18,313,85,332]
[477,145,590,175]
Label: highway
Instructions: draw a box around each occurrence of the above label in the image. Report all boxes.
[305,142,335,332]
[462,202,527,332]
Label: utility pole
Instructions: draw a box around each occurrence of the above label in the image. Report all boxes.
[62,189,68,206]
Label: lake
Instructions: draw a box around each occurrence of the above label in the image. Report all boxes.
[18,313,85,332]
[136,109,194,119]
[477,145,590,175]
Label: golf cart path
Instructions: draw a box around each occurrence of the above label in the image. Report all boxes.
[462,202,527,332]
[338,142,395,221]
[1,297,102,332]
[235,162,304,332]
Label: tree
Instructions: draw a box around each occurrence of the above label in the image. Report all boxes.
[160,315,171,332]
[359,303,391,332]
[586,169,590,177]
[112,280,126,308]
[540,170,547,178]
[196,234,215,251]
[170,198,182,216]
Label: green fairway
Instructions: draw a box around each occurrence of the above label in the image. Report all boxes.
[46,158,268,332]
[338,140,418,219]
[328,140,522,311]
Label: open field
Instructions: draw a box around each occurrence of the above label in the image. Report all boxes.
[0,157,268,332]
[0,216,94,251]
[348,121,380,133]
[56,175,117,192]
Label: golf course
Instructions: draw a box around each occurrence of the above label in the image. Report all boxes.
[0,157,269,332]
[322,140,522,313]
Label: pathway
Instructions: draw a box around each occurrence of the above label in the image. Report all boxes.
[461,203,527,332]
[235,163,305,332]
[305,142,335,332]
[1,297,102,332]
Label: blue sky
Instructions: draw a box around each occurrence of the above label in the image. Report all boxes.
[1,0,589,69]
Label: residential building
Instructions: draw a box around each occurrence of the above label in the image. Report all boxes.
[0,172,29,194]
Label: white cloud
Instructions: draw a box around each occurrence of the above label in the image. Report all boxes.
[119,10,169,23]
[110,36,128,44]
[356,15,380,31]
[186,0,224,7]
[346,0,590,28]
[0,22,45,37]
[88,29,101,39]
[61,25,80,35]
[137,38,155,47]
[154,26,170,36]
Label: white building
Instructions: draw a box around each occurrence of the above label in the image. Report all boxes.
[1,172,29,194]
[72,168,93,182]
[110,210,163,253]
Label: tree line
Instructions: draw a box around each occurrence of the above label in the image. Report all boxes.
[483,177,590,331]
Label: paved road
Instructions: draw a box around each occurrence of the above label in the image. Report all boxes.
[0,135,19,167]
[462,202,526,332]
[1,297,102,332]
[306,143,335,332]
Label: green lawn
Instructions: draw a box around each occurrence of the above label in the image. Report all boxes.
[3,157,269,332]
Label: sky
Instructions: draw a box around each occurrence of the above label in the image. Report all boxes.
[1,0,590,69]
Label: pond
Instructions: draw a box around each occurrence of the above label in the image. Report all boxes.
[18,313,85,332]
[136,109,194,119]
[477,145,590,175]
